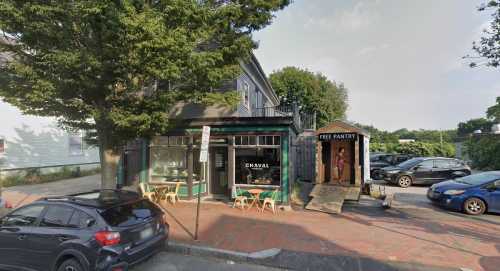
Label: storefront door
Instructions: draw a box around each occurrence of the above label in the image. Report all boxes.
[209,146,229,195]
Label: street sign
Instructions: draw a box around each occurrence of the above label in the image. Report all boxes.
[199,126,210,162]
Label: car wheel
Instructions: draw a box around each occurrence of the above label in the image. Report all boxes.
[463,197,486,215]
[57,259,83,271]
[397,175,412,188]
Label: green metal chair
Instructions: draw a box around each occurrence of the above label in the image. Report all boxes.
[233,187,249,210]
[261,189,280,214]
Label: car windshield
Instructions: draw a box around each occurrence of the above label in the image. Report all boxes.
[397,158,423,169]
[454,172,500,185]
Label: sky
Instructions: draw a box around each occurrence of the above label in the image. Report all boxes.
[1,0,499,136]
[253,0,500,131]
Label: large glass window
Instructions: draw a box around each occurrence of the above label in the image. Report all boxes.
[235,148,280,186]
[150,146,188,182]
[69,132,84,156]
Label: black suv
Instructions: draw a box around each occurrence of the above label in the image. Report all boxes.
[370,153,414,179]
[0,190,168,271]
[380,157,471,188]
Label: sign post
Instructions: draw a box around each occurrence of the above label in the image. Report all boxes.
[195,126,210,240]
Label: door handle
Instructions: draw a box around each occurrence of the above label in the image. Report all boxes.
[58,235,71,242]
[17,234,27,241]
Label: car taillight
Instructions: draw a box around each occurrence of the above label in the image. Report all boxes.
[95,231,121,246]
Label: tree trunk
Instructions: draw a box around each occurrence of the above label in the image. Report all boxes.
[98,133,122,190]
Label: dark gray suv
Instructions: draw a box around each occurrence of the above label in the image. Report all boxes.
[0,190,168,271]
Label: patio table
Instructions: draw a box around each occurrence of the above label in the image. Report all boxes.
[247,188,264,210]
[148,182,175,202]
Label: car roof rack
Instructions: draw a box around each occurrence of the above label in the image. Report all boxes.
[39,189,140,208]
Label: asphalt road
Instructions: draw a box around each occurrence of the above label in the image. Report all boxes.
[131,252,284,271]
[369,179,500,224]
[4,174,101,196]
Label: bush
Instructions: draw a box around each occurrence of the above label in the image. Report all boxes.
[0,166,101,187]
[464,136,500,170]
[370,142,456,157]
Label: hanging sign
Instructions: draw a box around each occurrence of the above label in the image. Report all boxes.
[318,133,357,141]
[199,126,210,162]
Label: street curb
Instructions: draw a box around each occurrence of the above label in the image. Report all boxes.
[166,240,281,264]
[165,241,462,271]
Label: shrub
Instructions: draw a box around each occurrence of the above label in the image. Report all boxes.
[370,142,456,157]
[464,136,500,170]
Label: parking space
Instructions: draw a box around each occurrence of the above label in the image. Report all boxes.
[370,180,500,224]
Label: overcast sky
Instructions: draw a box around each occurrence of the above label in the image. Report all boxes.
[253,0,500,131]
[1,0,499,136]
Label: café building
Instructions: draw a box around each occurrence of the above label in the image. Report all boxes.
[121,54,315,205]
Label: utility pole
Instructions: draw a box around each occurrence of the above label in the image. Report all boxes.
[440,129,444,155]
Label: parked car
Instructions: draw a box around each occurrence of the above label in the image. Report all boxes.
[0,189,168,271]
[427,171,500,215]
[380,157,471,188]
[370,153,414,179]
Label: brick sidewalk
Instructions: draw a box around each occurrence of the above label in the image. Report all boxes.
[3,183,499,271]
[160,200,500,271]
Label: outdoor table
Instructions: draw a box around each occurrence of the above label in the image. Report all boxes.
[148,182,175,202]
[247,188,264,210]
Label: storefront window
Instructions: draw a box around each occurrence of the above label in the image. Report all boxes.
[235,148,280,186]
[235,135,280,146]
[150,146,188,182]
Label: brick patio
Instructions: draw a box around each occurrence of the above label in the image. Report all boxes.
[159,199,500,271]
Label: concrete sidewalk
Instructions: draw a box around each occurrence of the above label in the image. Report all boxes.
[159,200,500,271]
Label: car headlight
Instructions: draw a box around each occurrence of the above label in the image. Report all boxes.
[443,189,466,195]
[386,170,400,174]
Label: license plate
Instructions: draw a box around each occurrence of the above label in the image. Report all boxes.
[140,226,154,240]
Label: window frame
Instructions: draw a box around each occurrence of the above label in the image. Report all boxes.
[234,135,281,147]
[417,160,434,169]
[68,132,84,156]
[434,159,451,169]
[39,204,76,228]
[242,81,250,110]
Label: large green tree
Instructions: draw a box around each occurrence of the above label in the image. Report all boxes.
[469,1,500,68]
[457,118,495,136]
[487,97,500,122]
[269,67,348,128]
[0,0,289,189]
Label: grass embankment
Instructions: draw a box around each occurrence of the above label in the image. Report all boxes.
[0,166,100,187]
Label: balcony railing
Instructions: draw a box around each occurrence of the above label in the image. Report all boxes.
[252,104,316,131]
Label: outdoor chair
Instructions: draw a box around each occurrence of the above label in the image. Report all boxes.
[261,189,280,214]
[139,182,156,203]
[233,187,249,210]
[166,182,181,204]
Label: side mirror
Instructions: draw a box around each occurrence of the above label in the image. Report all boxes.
[413,165,421,170]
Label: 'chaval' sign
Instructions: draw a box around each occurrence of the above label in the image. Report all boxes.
[318,133,357,141]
